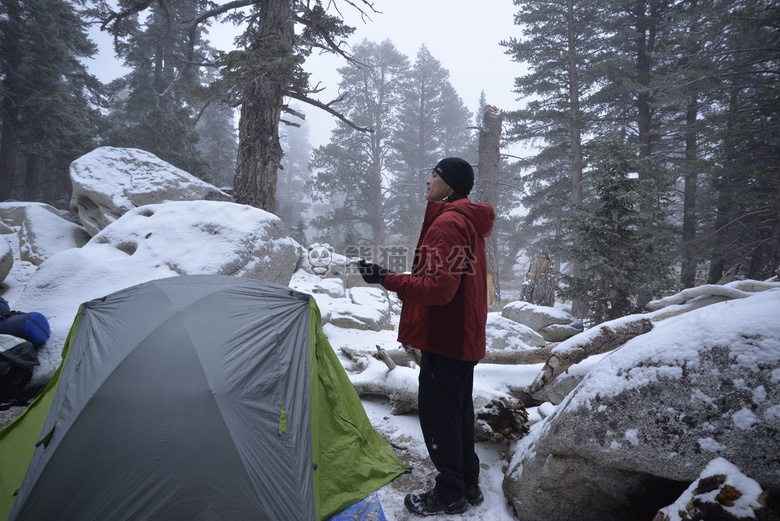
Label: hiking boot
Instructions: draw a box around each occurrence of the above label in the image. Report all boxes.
[465,485,484,506]
[404,490,468,516]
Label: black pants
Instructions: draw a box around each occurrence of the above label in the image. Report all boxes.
[418,351,480,504]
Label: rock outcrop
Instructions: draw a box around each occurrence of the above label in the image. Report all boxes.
[69,147,230,236]
[502,300,583,342]
[503,289,780,521]
[13,200,301,376]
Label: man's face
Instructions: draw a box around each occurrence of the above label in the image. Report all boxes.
[425,171,455,201]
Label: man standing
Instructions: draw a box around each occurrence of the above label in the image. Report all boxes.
[359,157,495,516]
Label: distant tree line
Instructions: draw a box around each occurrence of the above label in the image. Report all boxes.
[0,0,238,206]
[502,0,779,320]
[0,0,376,213]
[309,40,476,253]
[0,0,776,324]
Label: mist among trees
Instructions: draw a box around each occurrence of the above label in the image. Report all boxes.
[0,0,777,323]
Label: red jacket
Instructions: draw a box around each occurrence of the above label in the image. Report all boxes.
[382,198,495,362]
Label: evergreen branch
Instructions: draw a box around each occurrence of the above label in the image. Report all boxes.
[285,91,372,133]
[293,14,354,63]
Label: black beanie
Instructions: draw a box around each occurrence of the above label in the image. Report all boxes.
[433,157,474,197]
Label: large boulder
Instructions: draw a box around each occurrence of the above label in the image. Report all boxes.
[502,301,583,342]
[503,289,780,521]
[486,313,547,351]
[327,286,395,331]
[0,202,89,266]
[69,147,231,236]
[18,204,90,266]
[289,261,397,331]
[13,200,301,377]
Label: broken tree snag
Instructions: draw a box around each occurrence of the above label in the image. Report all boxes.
[474,105,504,311]
[716,263,740,284]
[522,251,556,307]
[529,318,653,394]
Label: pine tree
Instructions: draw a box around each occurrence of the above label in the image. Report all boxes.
[96,0,374,213]
[195,102,237,189]
[277,107,313,240]
[386,45,472,246]
[195,63,238,189]
[702,0,780,281]
[102,0,211,179]
[502,0,608,316]
[559,137,677,323]
[309,40,408,252]
[0,0,104,204]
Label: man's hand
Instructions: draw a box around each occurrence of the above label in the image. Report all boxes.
[358,259,388,285]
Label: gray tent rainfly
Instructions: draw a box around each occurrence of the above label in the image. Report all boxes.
[0,275,404,521]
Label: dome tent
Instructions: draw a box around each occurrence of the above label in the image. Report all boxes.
[0,275,404,520]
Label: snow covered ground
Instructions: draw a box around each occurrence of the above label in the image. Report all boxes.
[319,320,527,520]
[0,226,532,520]
[2,198,778,520]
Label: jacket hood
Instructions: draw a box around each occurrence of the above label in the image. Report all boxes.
[425,199,495,238]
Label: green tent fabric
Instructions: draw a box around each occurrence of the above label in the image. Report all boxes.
[0,275,403,521]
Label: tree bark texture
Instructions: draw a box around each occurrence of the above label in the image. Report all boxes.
[371,131,385,249]
[681,91,699,288]
[707,88,739,283]
[24,154,40,201]
[475,105,503,310]
[232,0,295,214]
[0,111,17,201]
[522,252,556,307]
[566,0,588,319]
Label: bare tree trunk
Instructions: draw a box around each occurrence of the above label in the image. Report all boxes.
[24,154,40,201]
[474,105,502,310]
[232,0,294,214]
[566,0,587,318]
[522,252,556,307]
[681,2,701,288]
[707,88,739,283]
[0,108,17,201]
[371,132,385,250]
[634,0,659,308]
[681,91,699,288]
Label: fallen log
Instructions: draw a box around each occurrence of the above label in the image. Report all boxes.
[528,317,653,394]
[341,347,529,442]
[377,346,553,367]
[646,281,780,310]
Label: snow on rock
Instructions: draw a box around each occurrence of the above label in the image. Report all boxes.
[502,300,583,342]
[504,288,780,521]
[0,236,12,283]
[654,457,769,521]
[13,200,301,377]
[69,147,231,236]
[486,312,546,350]
[289,266,399,331]
[328,287,395,331]
[19,205,90,266]
[0,202,90,267]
